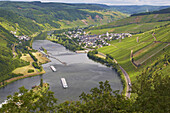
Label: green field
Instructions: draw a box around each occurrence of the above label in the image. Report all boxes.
[98,24,170,82]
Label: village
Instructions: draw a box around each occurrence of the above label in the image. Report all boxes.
[11,26,132,49]
[64,28,132,48]
[11,30,31,41]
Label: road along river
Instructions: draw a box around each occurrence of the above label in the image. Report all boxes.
[0,40,123,103]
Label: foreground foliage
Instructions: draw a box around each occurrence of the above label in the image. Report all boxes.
[1,49,169,112]
[1,71,169,113]
[0,86,57,112]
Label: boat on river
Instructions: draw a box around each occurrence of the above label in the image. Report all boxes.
[61,78,68,88]
[50,66,57,72]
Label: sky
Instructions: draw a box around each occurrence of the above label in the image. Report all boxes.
[1,0,170,6]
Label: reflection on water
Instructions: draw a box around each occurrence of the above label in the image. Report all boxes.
[0,40,123,103]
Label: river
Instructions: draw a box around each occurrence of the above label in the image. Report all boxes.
[0,40,123,103]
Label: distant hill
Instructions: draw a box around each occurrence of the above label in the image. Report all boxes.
[132,7,170,16]
[88,7,170,34]
[108,5,170,14]
[1,2,168,36]
[0,1,127,36]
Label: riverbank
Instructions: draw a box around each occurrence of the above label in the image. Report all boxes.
[87,50,127,96]
[13,52,50,74]
[47,36,83,52]
[0,52,51,88]
[95,52,130,97]
[0,71,45,88]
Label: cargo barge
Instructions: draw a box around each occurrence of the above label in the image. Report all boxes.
[50,66,57,72]
[61,78,68,88]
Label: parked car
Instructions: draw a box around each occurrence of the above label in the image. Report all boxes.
[128,83,132,86]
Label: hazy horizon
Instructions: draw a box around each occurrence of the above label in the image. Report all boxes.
[0,0,170,6]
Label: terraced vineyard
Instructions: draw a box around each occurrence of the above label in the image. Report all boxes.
[98,24,170,81]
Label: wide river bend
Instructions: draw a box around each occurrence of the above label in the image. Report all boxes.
[0,40,123,103]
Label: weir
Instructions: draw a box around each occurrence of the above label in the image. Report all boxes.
[39,49,67,65]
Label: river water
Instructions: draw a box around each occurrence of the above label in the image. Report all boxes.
[0,40,123,103]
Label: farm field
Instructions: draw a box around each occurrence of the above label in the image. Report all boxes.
[13,52,50,75]
[32,52,51,64]
[13,54,37,75]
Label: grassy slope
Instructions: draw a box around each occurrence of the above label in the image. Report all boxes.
[0,9,44,36]
[98,24,170,82]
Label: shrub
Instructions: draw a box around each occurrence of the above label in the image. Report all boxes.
[28,69,34,73]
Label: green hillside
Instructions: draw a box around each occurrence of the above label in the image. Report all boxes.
[89,21,170,35]
[0,25,17,46]
[89,13,170,30]
[98,24,170,82]
[0,9,43,36]
[0,25,29,83]
[87,7,170,35]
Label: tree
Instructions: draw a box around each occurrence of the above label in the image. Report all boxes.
[131,73,170,112]
[1,76,169,112]
[0,86,57,112]
[57,81,132,112]
[40,78,43,88]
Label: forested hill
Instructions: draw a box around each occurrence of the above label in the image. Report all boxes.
[0,8,41,83]
[0,25,29,83]
[0,25,17,46]
[89,7,170,31]
[0,9,43,36]
[0,1,127,36]
[108,5,169,14]
[132,7,170,16]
